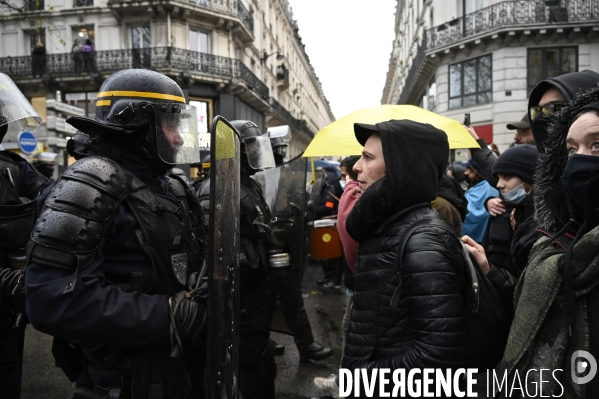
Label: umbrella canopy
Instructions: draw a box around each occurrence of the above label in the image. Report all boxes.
[303,105,480,157]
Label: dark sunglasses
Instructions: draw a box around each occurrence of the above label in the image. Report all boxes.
[529,102,565,120]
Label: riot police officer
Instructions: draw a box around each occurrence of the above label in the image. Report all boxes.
[265,135,333,362]
[25,69,208,398]
[0,73,49,399]
[192,154,210,192]
[199,119,276,399]
[270,136,288,166]
[32,151,58,180]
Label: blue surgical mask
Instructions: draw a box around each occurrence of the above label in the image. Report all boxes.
[501,183,528,205]
[340,180,347,190]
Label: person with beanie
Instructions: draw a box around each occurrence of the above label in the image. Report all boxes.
[340,119,475,397]
[482,145,539,275]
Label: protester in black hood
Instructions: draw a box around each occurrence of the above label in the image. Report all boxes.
[342,120,472,390]
[528,69,599,153]
[346,120,448,241]
[495,86,599,398]
[432,175,469,236]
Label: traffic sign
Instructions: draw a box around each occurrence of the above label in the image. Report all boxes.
[18,131,38,154]
[45,99,85,117]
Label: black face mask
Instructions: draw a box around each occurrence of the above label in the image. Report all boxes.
[531,114,552,152]
[561,154,599,215]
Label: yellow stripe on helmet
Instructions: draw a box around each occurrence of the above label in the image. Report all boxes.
[96,100,111,107]
[97,90,186,103]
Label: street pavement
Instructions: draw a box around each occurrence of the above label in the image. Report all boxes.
[21,261,346,398]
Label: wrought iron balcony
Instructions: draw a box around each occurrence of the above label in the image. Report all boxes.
[107,0,253,35]
[22,0,45,11]
[269,97,315,138]
[0,47,268,98]
[427,0,599,51]
[74,0,93,6]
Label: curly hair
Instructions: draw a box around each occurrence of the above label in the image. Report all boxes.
[534,85,599,230]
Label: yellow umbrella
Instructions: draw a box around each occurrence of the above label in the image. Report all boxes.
[303,104,480,158]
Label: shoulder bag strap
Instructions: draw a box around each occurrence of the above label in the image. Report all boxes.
[389,218,479,313]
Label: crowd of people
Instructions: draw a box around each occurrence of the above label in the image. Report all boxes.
[1,66,599,399]
[311,69,599,398]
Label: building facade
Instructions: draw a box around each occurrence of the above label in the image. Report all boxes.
[382,0,599,151]
[0,0,334,169]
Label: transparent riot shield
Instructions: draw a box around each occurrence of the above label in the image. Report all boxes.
[206,116,240,399]
[256,154,307,335]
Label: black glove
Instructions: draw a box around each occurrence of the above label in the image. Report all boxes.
[0,268,26,312]
[169,276,208,353]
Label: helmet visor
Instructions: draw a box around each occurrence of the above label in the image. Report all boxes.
[243,135,275,170]
[155,103,200,165]
[0,74,42,132]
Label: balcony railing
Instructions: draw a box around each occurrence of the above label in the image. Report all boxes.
[23,0,45,11]
[270,98,315,138]
[427,0,599,50]
[107,0,253,34]
[74,0,93,6]
[0,47,268,98]
[276,65,289,84]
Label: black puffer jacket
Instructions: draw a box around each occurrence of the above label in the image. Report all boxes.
[343,120,470,384]
[343,205,469,372]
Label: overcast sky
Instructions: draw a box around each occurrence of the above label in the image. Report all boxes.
[290,0,397,120]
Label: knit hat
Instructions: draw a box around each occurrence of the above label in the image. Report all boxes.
[492,144,538,184]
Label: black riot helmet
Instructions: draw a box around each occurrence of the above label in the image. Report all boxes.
[270,136,288,166]
[229,120,275,173]
[66,69,200,174]
[201,154,211,173]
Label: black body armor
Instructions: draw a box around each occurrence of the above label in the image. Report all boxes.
[29,156,204,296]
[0,151,46,269]
[239,175,271,271]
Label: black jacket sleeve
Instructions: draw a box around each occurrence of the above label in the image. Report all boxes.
[367,226,470,371]
[471,138,498,188]
[485,264,517,316]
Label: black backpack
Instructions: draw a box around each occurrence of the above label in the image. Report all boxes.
[390,218,511,370]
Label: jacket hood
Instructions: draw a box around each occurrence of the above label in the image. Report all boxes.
[378,119,449,211]
[528,70,599,111]
[345,120,448,242]
[528,70,599,147]
[437,175,469,221]
[535,87,599,231]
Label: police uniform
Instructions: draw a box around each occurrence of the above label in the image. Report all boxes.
[198,120,277,399]
[25,70,208,399]
[0,149,48,399]
[0,72,49,399]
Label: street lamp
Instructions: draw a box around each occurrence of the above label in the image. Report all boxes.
[261,51,285,64]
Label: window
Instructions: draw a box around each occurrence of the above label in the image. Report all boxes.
[189,29,210,53]
[420,79,437,111]
[189,99,212,151]
[527,47,577,92]
[131,26,151,69]
[449,54,492,109]
[72,26,95,45]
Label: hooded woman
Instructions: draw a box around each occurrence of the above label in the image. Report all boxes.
[341,120,471,389]
[496,86,599,398]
